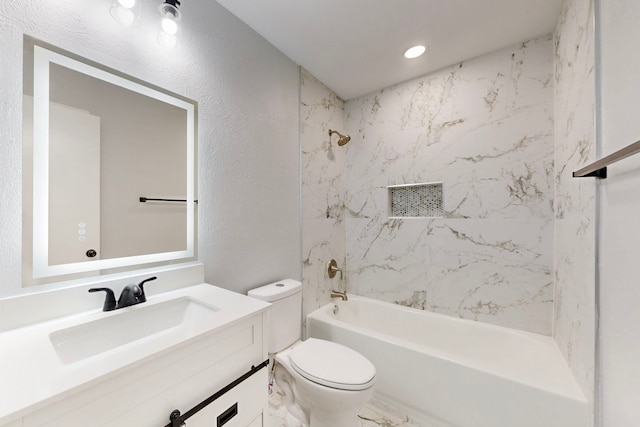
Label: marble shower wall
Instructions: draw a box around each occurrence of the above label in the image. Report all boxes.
[300,68,347,323]
[344,36,555,334]
[553,0,596,413]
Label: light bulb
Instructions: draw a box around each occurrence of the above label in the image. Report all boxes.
[404,45,426,59]
[111,5,135,26]
[161,16,178,35]
[159,32,177,48]
[157,2,181,47]
[117,0,135,8]
[110,0,140,26]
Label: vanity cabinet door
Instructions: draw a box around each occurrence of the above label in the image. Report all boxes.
[246,413,263,426]
[181,370,266,427]
[22,314,266,427]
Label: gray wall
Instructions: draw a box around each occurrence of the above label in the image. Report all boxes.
[0,0,300,297]
[598,0,640,425]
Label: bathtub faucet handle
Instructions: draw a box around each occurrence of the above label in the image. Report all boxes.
[327,259,343,279]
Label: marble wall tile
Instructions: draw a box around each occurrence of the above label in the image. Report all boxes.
[302,218,346,322]
[301,69,347,222]
[347,217,553,334]
[425,219,553,332]
[347,218,430,299]
[554,218,595,394]
[553,0,596,415]
[300,68,346,327]
[344,36,555,334]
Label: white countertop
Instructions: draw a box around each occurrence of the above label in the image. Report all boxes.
[0,283,269,425]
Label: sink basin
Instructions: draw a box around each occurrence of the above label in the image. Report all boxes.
[49,297,219,364]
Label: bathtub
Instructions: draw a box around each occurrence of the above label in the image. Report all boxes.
[307,295,589,427]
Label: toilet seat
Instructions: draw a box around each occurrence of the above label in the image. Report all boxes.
[288,338,376,391]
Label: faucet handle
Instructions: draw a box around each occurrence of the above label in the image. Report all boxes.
[89,287,117,311]
[327,259,343,279]
[136,276,157,303]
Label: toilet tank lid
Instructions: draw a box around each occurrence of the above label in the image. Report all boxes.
[247,279,302,302]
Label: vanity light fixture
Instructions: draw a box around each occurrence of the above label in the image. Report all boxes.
[110,0,141,27]
[404,45,426,59]
[159,0,181,47]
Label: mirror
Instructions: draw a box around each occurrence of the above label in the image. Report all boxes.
[23,41,197,281]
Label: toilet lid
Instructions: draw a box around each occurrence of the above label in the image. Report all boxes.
[288,338,376,391]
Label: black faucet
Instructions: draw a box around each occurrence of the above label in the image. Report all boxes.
[89,276,157,311]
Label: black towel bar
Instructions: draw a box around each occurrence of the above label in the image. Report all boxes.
[139,197,198,203]
[165,359,269,427]
[573,139,640,179]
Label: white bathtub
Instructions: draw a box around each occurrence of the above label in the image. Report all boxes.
[307,295,589,427]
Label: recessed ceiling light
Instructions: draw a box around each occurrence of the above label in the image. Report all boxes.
[404,45,426,59]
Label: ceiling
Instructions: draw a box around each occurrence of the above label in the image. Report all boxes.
[215,0,564,100]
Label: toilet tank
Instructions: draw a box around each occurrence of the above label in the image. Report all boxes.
[247,279,302,353]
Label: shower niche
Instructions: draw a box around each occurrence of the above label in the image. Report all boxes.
[387,182,444,218]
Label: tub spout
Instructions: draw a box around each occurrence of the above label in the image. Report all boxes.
[331,290,348,301]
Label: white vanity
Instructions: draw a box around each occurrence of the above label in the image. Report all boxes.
[0,264,270,427]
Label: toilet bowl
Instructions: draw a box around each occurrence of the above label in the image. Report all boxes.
[275,339,376,426]
[248,279,376,427]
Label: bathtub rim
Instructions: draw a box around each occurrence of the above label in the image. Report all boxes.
[307,294,587,404]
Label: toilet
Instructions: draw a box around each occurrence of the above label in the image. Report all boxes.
[248,279,376,427]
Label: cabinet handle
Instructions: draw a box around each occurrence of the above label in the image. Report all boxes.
[217,403,238,427]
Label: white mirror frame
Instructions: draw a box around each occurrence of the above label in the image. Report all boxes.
[32,45,195,278]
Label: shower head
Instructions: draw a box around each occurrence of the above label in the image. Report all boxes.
[329,129,351,146]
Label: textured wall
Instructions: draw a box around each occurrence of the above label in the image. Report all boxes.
[344,36,555,334]
[300,69,346,325]
[0,0,300,297]
[553,0,596,418]
[598,0,640,425]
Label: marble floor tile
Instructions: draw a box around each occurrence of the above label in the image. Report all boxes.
[356,397,425,427]
[266,384,427,427]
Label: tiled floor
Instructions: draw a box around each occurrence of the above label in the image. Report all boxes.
[266,384,424,427]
